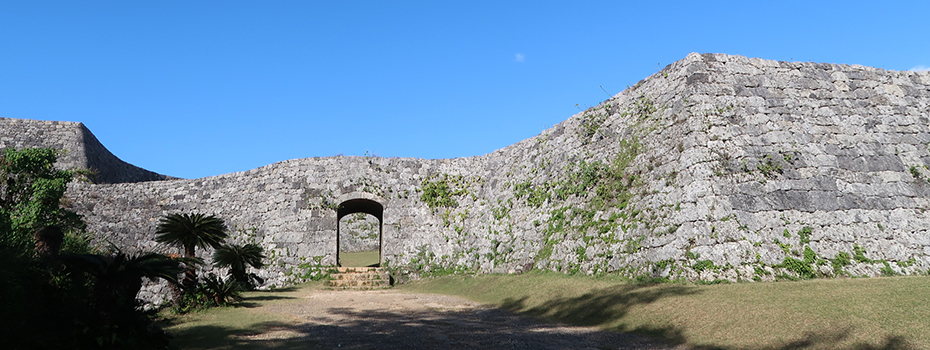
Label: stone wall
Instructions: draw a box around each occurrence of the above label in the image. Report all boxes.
[0,118,172,183]
[6,53,930,292]
[340,213,381,253]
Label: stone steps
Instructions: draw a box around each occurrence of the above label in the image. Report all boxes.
[325,267,392,290]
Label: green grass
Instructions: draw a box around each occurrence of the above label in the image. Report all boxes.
[163,273,929,349]
[161,284,316,350]
[399,272,930,349]
[339,250,380,267]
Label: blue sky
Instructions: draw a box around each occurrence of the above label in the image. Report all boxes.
[2,1,928,179]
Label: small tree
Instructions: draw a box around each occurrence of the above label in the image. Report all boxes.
[0,148,85,254]
[154,213,228,288]
[0,148,172,348]
[213,243,265,289]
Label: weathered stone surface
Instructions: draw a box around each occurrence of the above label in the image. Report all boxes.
[4,53,930,294]
[0,118,172,183]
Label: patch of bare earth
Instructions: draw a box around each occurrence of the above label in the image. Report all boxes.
[250,288,686,349]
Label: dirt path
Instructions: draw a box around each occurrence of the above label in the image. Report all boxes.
[243,287,686,350]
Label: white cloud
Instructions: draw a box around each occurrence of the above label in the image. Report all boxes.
[909,65,930,72]
[514,53,525,63]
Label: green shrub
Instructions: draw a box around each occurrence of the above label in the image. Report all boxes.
[853,244,873,263]
[831,252,852,274]
[780,257,814,279]
[693,260,716,272]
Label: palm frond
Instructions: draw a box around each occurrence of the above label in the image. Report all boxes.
[213,243,266,288]
[155,213,229,257]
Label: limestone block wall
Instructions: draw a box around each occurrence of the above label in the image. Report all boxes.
[0,118,172,183]
[340,213,381,252]
[6,52,930,291]
[659,53,930,280]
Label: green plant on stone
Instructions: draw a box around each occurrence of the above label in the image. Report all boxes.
[831,252,852,274]
[419,174,470,209]
[880,261,898,276]
[797,226,812,244]
[774,239,791,254]
[853,244,873,263]
[803,246,817,264]
[491,204,510,221]
[693,260,716,272]
[897,258,917,268]
[780,257,815,279]
[296,255,331,281]
[0,148,86,240]
[578,110,610,142]
[756,154,783,179]
[686,250,700,260]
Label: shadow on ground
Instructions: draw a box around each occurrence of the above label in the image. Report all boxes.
[501,283,698,327]
[236,294,298,308]
[170,306,665,350]
[497,284,914,350]
[169,284,916,350]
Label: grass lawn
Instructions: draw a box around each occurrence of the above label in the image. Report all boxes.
[400,272,930,349]
[339,250,379,267]
[162,273,929,349]
[161,285,311,350]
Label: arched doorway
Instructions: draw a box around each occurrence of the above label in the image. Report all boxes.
[337,198,383,267]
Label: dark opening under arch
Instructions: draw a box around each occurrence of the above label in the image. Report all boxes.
[336,198,383,267]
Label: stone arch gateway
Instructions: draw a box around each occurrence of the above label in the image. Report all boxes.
[336,197,384,267]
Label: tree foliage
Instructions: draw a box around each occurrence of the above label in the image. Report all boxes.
[214,242,265,289]
[155,213,229,258]
[0,148,85,255]
[0,148,177,349]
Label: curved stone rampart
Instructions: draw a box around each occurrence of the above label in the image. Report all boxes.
[6,53,930,290]
[0,118,173,183]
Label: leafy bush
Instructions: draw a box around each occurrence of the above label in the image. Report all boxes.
[214,243,265,289]
[0,148,176,349]
[173,273,244,313]
[693,260,716,272]
[781,257,814,279]
[420,176,465,209]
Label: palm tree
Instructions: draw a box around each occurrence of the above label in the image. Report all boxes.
[213,243,265,289]
[155,213,228,288]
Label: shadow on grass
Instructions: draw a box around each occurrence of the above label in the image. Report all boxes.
[231,293,297,309]
[258,286,301,293]
[623,324,914,350]
[169,283,917,350]
[170,306,666,350]
[501,283,698,327]
[496,284,915,350]
[235,287,301,308]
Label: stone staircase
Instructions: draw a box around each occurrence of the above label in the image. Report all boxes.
[325,267,392,290]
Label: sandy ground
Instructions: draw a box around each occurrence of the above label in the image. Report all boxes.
[239,287,687,350]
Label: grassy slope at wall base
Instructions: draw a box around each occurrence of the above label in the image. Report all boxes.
[400,272,930,349]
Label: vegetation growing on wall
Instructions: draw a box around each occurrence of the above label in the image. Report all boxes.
[518,96,661,274]
[383,245,475,283]
[350,177,387,197]
[306,188,338,210]
[419,174,471,209]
